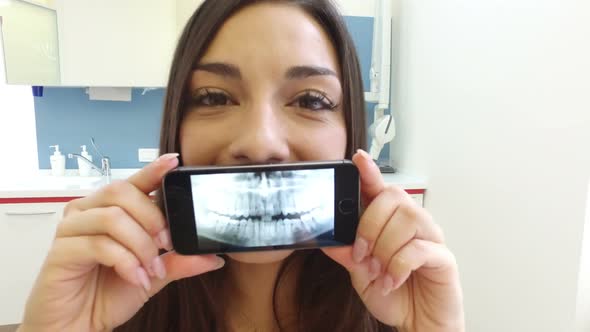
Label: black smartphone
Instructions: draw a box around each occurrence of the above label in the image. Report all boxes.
[162,160,360,255]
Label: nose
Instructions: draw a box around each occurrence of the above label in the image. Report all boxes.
[227,103,290,164]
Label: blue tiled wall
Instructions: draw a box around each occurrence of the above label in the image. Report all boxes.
[35,16,390,169]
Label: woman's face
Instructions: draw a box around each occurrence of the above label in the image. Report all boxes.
[180,3,347,264]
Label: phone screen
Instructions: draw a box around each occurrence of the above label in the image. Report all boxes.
[189,168,335,249]
[163,160,359,254]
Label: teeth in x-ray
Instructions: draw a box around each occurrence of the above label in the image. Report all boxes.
[213,216,223,233]
[193,169,335,246]
[234,195,242,217]
[199,210,334,246]
[288,188,298,213]
[285,195,294,214]
[208,189,315,217]
[296,194,309,213]
[257,199,264,216]
[248,196,256,215]
[300,213,313,232]
[239,219,248,240]
[265,198,273,216]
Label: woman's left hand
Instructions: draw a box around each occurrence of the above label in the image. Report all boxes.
[322,150,465,332]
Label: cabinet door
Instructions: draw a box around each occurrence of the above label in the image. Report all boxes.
[410,194,424,207]
[0,1,61,85]
[0,203,66,326]
[55,0,176,87]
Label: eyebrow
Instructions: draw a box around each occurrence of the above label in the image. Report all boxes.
[285,65,338,79]
[194,62,337,80]
[194,62,242,79]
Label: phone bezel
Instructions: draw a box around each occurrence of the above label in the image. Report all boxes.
[162,160,360,255]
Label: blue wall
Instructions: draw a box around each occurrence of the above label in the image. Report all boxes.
[35,88,164,169]
[34,16,390,169]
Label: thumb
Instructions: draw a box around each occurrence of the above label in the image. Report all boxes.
[352,149,386,205]
[126,153,180,195]
[149,252,225,296]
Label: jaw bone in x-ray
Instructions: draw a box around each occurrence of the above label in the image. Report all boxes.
[190,169,334,247]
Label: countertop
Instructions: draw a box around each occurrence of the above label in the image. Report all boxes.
[0,169,427,200]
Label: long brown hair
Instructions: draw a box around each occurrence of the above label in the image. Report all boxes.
[116,0,395,331]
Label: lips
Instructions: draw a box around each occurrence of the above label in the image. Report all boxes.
[191,169,334,246]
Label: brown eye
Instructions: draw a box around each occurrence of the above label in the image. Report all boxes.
[191,88,236,107]
[289,90,336,111]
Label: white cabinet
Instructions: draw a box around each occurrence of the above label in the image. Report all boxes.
[0,202,66,326]
[1,0,383,87]
[175,0,203,36]
[410,193,424,207]
[0,0,61,85]
[1,0,176,86]
[54,0,176,87]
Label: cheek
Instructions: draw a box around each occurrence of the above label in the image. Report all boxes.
[291,120,347,160]
[179,118,227,165]
[180,110,348,164]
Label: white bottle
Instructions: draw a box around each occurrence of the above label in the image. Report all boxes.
[78,145,93,176]
[49,145,65,176]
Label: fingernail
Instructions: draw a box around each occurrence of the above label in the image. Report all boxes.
[215,256,226,269]
[369,257,381,279]
[156,153,179,163]
[151,256,167,280]
[352,237,368,263]
[145,265,155,278]
[356,149,371,160]
[156,229,172,250]
[381,275,394,296]
[136,267,151,292]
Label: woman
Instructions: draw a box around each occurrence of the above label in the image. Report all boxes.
[18,1,464,331]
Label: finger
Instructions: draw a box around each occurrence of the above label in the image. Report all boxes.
[48,237,226,299]
[372,201,444,269]
[56,207,164,279]
[351,186,405,263]
[321,247,381,293]
[68,180,169,246]
[379,239,455,296]
[49,236,149,292]
[148,252,226,297]
[321,246,356,271]
[352,149,385,204]
[127,153,179,194]
[351,256,383,292]
[64,153,178,215]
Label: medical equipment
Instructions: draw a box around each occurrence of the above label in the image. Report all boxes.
[364,0,395,172]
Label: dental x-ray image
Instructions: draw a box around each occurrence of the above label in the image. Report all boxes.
[190,169,334,248]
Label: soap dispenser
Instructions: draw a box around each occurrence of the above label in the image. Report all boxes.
[78,145,93,176]
[49,145,66,176]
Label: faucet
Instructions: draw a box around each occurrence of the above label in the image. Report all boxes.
[68,137,111,177]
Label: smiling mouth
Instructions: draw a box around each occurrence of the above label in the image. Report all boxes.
[191,170,334,246]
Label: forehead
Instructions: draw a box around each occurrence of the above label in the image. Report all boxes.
[199,3,340,77]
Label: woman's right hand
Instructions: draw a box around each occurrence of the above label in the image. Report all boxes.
[17,154,225,332]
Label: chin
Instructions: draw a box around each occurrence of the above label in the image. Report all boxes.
[227,249,294,264]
